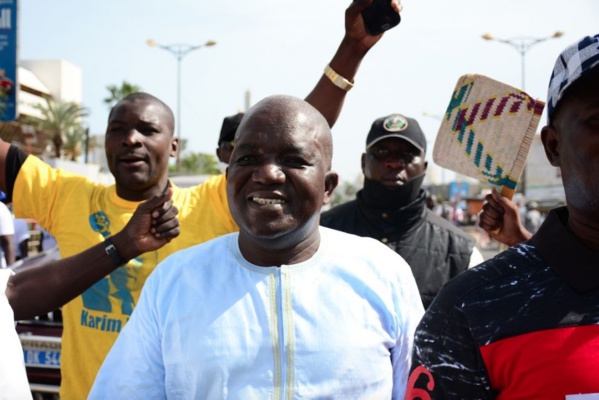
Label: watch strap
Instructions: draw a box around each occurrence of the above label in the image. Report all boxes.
[104,237,128,266]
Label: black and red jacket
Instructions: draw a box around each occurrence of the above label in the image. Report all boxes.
[407,207,599,399]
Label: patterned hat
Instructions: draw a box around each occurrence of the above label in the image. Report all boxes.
[547,34,599,121]
[366,114,426,154]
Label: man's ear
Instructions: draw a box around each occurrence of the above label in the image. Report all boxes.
[323,171,339,206]
[170,137,179,158]
[541,125,560,167]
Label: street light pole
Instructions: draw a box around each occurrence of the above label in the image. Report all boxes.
[481,31,563,196]
[481,32,563,91]
[147,39,216,172]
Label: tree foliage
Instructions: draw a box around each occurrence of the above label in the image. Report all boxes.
[62,126,86,161]
[33,98,89,158]
[104,81,142,109]
[171,151,220,174]
[329,180,359,207]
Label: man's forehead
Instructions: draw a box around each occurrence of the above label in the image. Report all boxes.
[110,99,168,122]
[238,117,323,142]
[235,131,321,151]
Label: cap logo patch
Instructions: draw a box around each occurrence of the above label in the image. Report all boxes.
[383,115,408,132]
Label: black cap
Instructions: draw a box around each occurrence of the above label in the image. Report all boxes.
[218,112,245,145]
[366,114,426,154]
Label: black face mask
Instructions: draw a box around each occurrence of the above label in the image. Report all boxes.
[361,173,426,209]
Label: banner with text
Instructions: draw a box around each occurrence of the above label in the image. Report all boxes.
[0,0,17,121]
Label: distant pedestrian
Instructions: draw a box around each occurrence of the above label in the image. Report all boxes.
[524,200,542,233]
[452,204,464,226]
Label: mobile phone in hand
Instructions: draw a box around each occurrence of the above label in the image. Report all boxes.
[361,0,401,36]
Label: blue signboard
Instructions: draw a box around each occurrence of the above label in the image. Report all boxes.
[0,0,17,121]
[449,181,469,202]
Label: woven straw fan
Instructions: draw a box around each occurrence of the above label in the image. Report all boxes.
[433,74,545,200]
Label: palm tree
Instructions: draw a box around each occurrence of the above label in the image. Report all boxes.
[104,81,142,109]
[33,98,89,158]
[62,126,86,161]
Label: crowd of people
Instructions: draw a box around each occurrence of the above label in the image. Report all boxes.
[1,0,598,398]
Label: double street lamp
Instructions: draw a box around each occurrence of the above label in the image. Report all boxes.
[147,39,217,171]
[481,31,564,91]
[481,31,563,196]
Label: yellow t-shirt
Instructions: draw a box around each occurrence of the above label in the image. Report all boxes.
[13,156,238,400]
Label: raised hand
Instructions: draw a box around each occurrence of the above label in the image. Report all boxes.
[112,187,180,260]
[345,0,402,52]
[479,187,531,247]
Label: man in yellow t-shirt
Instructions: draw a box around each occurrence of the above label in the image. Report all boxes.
[0,1,400,397]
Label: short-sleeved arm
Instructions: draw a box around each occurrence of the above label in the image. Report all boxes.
[12,155,94,233]
[89,271,166,400]
[404,287,493,399]
[12,155,60,227]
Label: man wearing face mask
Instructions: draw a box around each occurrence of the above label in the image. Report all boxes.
[321,114,483,309]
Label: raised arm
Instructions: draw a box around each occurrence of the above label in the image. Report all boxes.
[305,0,401,127]
[6,188,179,320]
[479,188,532,247]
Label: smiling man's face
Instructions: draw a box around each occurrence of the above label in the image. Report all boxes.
[226,96,337,247]
[105,94,177,201]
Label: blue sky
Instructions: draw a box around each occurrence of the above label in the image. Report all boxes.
[19,0,599,182]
